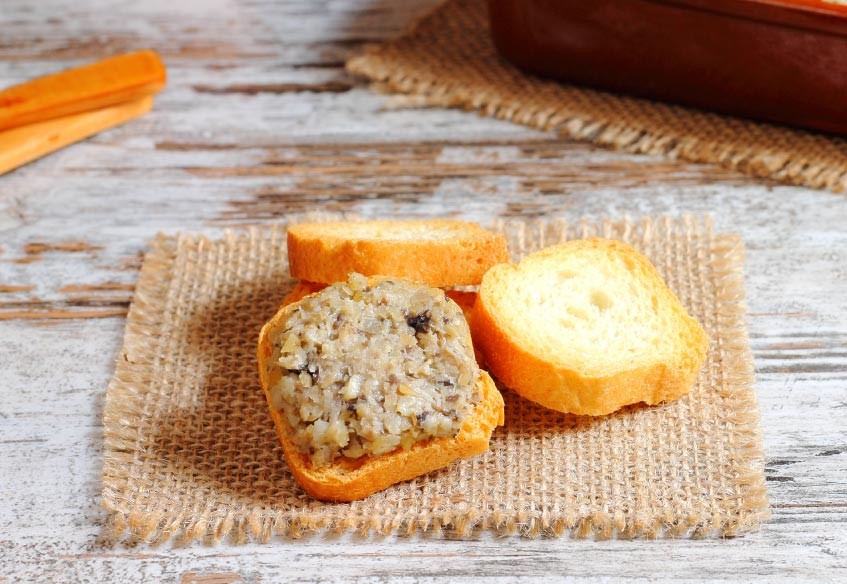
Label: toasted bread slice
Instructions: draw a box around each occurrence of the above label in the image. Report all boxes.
[472,238,708,416]
[287,220,509,287]
[259,276,504,501]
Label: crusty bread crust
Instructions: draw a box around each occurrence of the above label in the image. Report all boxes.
[258,288,504,501]
[281,281,327,306]
[287,220,509,287]
[472,238,708,416]
[442,290,477,329]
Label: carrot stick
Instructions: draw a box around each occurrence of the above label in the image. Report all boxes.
[0,50,165,132]
[0,96,154,176]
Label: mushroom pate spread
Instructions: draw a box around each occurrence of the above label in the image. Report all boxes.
[267,273,481,467]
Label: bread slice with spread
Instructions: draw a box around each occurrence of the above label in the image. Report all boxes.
[472,238,708,416]
[258,273,504,501]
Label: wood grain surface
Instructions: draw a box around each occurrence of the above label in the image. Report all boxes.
[1,0,845,582]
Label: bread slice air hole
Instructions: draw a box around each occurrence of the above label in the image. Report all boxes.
[590,289,613,311]
[566,305,590,320]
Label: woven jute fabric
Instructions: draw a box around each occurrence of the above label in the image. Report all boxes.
[102,215,768,542]
[346,0,847,194]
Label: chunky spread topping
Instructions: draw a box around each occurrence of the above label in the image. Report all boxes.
[268,273,481,467]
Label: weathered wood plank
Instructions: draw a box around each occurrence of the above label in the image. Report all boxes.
[3,142,845,328]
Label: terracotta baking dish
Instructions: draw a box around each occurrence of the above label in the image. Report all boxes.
[488,0,847,135]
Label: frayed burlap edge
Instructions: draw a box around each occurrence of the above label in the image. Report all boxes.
[346,0,847,194]
[101,215,769,543]
[702,231,770,537]
[102,233,178,541]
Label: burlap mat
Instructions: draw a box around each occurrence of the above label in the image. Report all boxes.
[102,215,768,542]
[347,0,847,194]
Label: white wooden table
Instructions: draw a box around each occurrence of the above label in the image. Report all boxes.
[1,1,845,581]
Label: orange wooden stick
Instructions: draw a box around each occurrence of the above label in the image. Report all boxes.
[0,96,154,176]
[0,50,166,132]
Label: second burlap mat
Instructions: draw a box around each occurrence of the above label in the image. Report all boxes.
[102,215,768,542]
[347,0,847,194]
